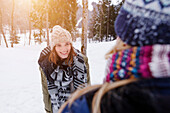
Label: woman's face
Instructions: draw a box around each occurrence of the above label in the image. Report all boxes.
[55,42,71,59]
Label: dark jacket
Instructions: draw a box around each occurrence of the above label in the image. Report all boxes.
[100,78,170,113]
[38,47,90,113]
[60,78,170,113]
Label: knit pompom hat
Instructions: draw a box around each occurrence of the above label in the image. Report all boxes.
[50,25,72,50]
[114,0,170,46]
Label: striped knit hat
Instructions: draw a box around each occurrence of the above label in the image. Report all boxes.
[114,0,170,46]
[50,25,72,50]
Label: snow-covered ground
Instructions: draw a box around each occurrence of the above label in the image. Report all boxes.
[0,38,115,113]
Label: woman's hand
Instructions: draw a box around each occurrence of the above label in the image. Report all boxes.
[38,46,51,65]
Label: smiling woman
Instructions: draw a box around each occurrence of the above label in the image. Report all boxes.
[49,25,76,66]
[38,25,90,113]
[55,42,72,59]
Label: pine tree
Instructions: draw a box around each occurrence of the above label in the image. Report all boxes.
[49,0,78,36]
[92,0,110,42]
[31,0,78,44]
[31,0,46,44]
[109,0,124,40]
[28,0,32,45]
[89,0,125,42]
[10,0,15,47]
[69,0,78,41]
[97,1,103,42]
[109,4,117,40]
[88,7,98,41]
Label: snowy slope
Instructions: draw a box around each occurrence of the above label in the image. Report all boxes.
[0,40,116,113]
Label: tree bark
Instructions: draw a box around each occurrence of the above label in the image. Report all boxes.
[0,8,8,47]
[81,0,88,55]
[106,2,110,41]
[28,0,32,45]
[46,0,49,46]
[11,0,15,47]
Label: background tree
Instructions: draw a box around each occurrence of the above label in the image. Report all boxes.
[89,0,124,42]
[32,0,78,44]
[88,7,98,42]
[91,0,111,42]
[0,8,8,47]
[49,0,78,34]
[69,0,78,41]
[106,0,111,41]
[100,0,113,41]
[10,0,15,47]
[109,0,124,40]
[28,0,32,45]
[81,0,88,55]
[0,0,79,47]
[31,0,46,44]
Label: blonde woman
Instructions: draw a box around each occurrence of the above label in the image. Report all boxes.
[104,0,170,82]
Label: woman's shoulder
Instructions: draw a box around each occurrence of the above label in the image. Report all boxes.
[74,48,83,57]
[74,48,87,56]
[38,46,51,68]
[74,48,88,60]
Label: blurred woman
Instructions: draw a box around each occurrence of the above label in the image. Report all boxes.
[104,0,170,82]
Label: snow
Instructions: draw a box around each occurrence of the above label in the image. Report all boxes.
[78,0,123,11]
[0,38,116,113]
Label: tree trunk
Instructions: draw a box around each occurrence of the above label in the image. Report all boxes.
[29,19,31,45]
[0,8,8,47]
[106,2,110,41]
[81,0,88,55]
[28,0,32,45]
[99,1,104,42]
[46,0,49,46]
[11,0,15,47]
[1,29,8,47]
[0,34,2,45]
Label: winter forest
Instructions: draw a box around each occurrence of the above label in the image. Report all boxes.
[1,0,170,113]
[0,0,123,48]
[0,0,123,112]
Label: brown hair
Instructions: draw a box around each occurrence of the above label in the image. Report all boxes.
[49,44,76,66]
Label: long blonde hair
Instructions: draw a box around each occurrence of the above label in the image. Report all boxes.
[49,44,76,66]
[105,37,131,59]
